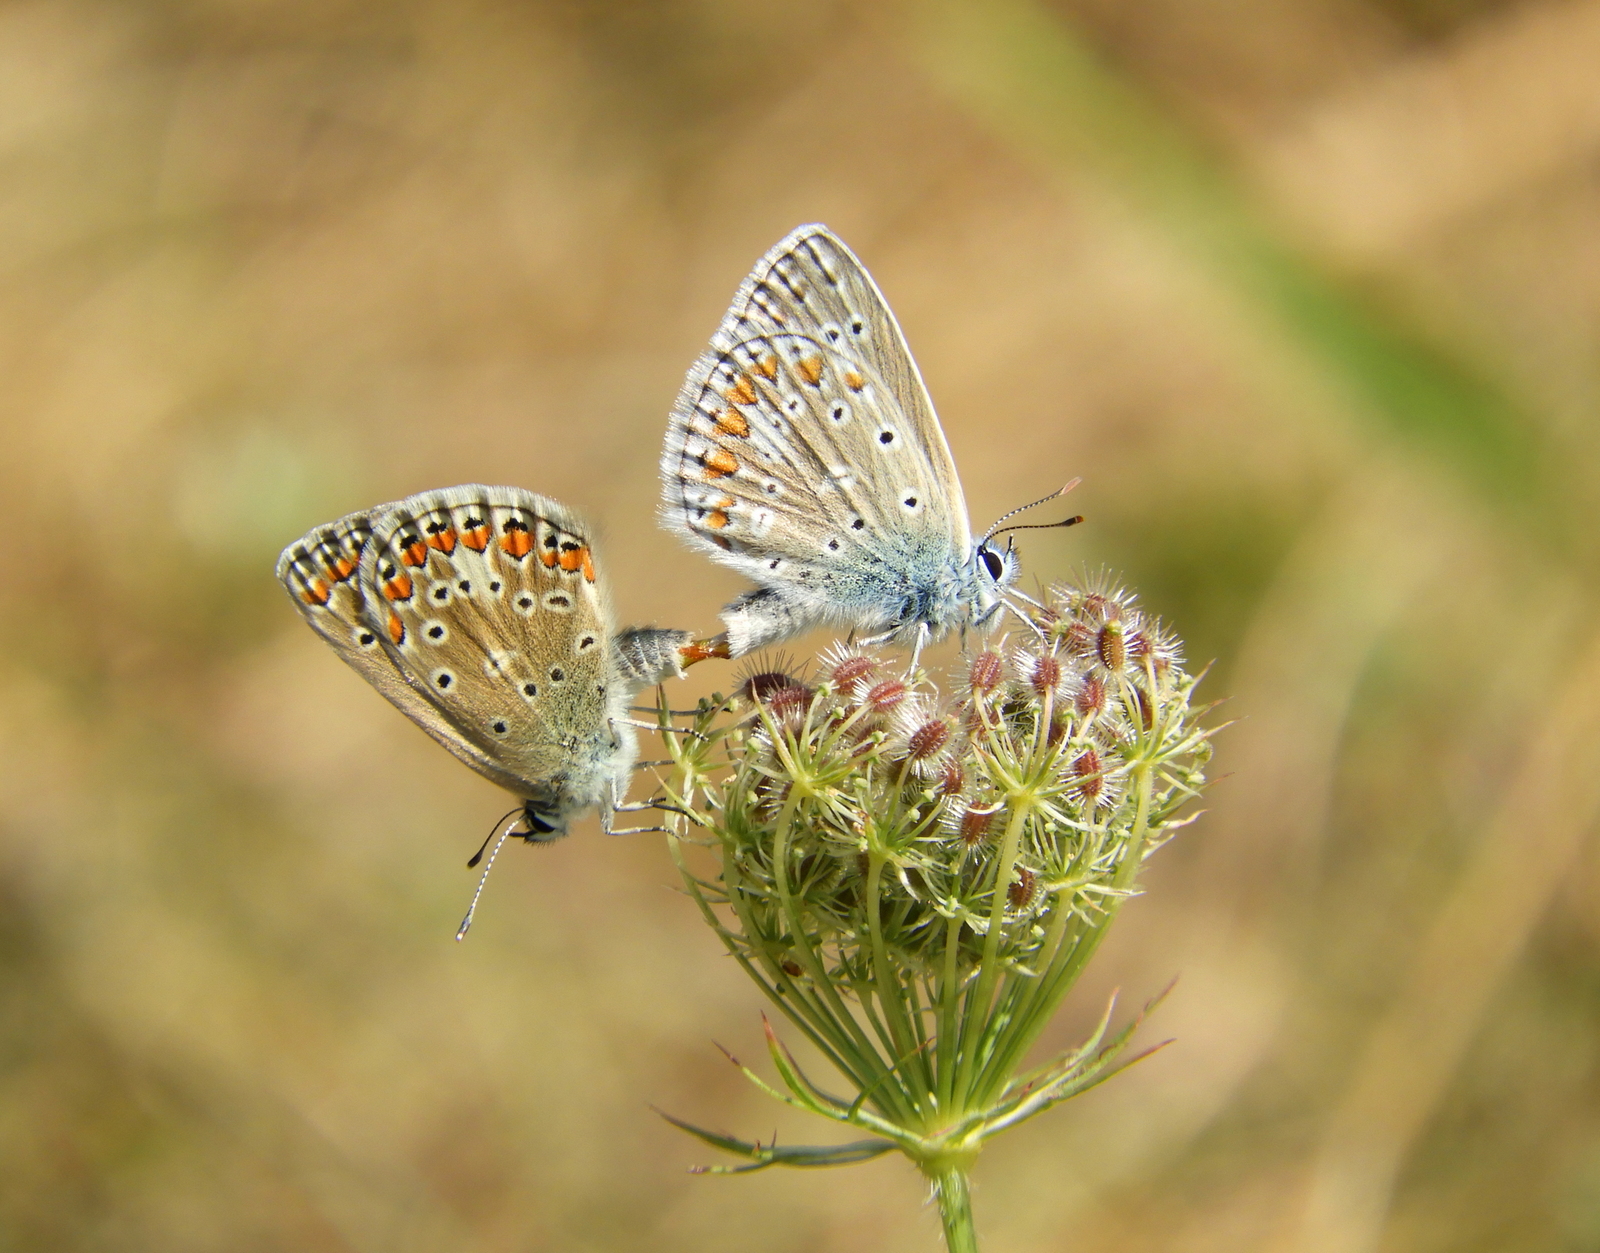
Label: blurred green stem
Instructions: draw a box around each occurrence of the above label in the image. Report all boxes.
[927,1161,979,1253]
[918,0,1561,552]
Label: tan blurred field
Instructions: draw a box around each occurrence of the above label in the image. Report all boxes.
[4,1,1600,1249]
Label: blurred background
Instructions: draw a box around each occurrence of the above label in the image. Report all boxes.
[3,0,1599,1249]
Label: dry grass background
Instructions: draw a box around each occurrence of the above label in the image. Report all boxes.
[3,0,1600,1249]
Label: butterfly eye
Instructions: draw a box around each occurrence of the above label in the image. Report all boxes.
[980,549,1005,581]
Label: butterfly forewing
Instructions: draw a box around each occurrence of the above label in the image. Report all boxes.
[357,486,618,804]
[661,225,988,652]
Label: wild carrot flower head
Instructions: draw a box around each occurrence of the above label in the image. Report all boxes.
[657,575,1215,1219]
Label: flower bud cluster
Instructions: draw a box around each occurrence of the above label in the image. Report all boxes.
[671,577,1212,995]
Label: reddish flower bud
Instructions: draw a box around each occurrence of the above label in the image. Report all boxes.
[1129,684,1153,729]
[1072,746,1103,804]
[906,717,952,761]
[937,759,966,796]
[968,650,1004,693]
[1008,866,1038,909]
[1029,654,1063,696]
[765,684,813,726]
[1097,622,1126,672]
[959,807,995,847]
[741,671,795,702]
[831,655,878,689]
[1075,674,1106,718]
[866,679,908,713]
[1059,620,1095,656]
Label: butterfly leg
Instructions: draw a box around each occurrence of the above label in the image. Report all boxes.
[600,776,686,836]
[905,622,931,678]
[614,716,708,742]
[997,594,1049,641]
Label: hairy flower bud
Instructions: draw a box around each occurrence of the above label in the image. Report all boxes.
[865,679,908,714]
[1008,866,1039,909]
[968,650,1004,694]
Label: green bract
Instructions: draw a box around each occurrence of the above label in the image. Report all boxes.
[659,579,1214,1252]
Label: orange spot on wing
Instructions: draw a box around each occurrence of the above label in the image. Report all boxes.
[702,448,739,478]
[540,546,559,567]
[383,573,413,601]
[300,579,331,606]
[714,409,750,438]
[706,510,730,529]
[388,611,405,645]
[843,370,865,392]
[401,540,429,567]
[427,529,457,554]
[796,356,824,386]
[581,549,596,581]
[755,355,778,380]
[725,375,757,406]
[500,530,533,559]
[462,526,489,551]
[558,546,584,572]
[325,554,357,581]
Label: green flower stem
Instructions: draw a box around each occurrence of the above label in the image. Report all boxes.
[927,1162,980,1253]
[936,912,965,1112]
[865,851,930,1112]
[952,796,1033,1112]
[768,786,913,1123]
[977,762,1156,1103]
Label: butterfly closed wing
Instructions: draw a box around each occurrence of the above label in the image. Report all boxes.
[276,485,691,841]
[660,224,1020,657]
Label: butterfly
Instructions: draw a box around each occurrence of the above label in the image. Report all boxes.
[276,485,693,846]
[660,224,1072,659]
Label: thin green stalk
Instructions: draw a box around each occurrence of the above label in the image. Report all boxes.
[865,854,930,1106]
[935,913,964,1110]
[928,1162,980,1253]
[952,798,1032,1109]
[768,790,915,1123]
[988,763,1157,1096]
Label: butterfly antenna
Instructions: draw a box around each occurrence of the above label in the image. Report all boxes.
[467,807,521,869]
[981,478,1083,545]
[457,812,519,941]
[989,515,1084,542]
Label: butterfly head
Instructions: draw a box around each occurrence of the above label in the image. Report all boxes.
[971,537,1021,613]
[517,801,570,844]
